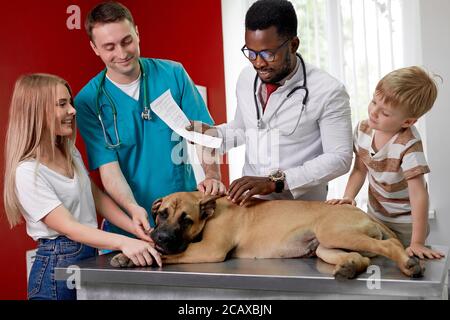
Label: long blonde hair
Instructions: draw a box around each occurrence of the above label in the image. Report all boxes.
[4,74,77,228]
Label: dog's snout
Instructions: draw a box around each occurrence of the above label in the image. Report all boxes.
[150,224,191,255]
[152,230,174,244]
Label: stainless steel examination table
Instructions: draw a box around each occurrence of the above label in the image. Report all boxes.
[55,245,449,300]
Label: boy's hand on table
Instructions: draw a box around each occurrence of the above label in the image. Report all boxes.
[406,243,445,260]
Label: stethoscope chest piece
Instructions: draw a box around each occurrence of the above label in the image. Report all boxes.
[253,53,309,136]
[141,107,152,120]
[257,119,265,130]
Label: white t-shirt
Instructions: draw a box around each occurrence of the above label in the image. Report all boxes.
[15,148,98,241]
[106,73,141,101]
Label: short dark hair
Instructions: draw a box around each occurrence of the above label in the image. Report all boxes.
[85,1,135,40]
[245,0,298,39]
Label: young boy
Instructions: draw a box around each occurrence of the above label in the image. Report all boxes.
[327,66,444,260]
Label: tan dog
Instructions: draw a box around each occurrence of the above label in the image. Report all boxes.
[111,191,424,279]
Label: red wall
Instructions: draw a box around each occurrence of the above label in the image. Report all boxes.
[0,0,227,300]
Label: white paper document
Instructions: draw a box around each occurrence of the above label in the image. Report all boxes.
[150,90,222,149]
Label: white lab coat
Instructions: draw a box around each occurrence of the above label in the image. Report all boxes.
[217,57,353,201]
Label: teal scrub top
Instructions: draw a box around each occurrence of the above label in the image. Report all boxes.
[75,58,213,233]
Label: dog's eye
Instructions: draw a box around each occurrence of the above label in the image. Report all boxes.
[179,212,193,228]
[181,218,193,228]
[158,209,168,220]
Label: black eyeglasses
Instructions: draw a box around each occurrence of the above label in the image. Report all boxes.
[241,39,290,62]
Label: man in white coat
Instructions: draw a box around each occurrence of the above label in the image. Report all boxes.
[189,0,352,205]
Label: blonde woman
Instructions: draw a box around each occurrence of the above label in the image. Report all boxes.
[4,74,161,300]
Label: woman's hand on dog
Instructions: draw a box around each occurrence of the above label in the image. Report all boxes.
[119,236,162,267]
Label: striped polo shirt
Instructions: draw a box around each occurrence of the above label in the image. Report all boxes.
[354,120,430,223]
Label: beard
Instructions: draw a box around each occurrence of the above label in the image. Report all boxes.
[260,52,294,84]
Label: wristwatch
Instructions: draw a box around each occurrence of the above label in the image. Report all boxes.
[268,170,286,193]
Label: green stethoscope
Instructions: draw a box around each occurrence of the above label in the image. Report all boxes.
[96,59,151,149]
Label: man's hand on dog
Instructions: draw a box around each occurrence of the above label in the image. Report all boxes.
[129,204,153,242]
[228,176,275,206]
[406,243,445,260]
[198,178,227,196]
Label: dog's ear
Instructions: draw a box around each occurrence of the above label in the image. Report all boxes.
[199,195,221,220]
[151,198,163,221]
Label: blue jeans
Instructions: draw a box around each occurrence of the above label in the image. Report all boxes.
[27,236,96,300]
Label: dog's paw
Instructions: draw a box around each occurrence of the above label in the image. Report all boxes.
[334,260,357,280]
[333,254,370,280]
[110,253,135,268]
[405,257,425,278]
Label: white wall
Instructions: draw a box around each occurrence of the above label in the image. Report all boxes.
[221,0,251,182]
[419,0,450,248]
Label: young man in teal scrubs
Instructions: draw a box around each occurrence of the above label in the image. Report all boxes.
[75,2,224,240]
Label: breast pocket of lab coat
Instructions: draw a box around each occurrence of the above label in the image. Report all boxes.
[270,103,319,142]
[96,103,135,149]
[103,108,143,148]
[117,115,139,149]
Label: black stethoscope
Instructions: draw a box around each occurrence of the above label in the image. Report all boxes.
[253,53,309,136]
